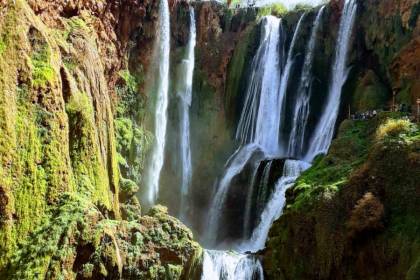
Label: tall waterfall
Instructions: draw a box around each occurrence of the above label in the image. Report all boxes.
[306,0,358,160]
[235,16,284,154]
[146,0,170,205]
[178,8,196,221]
[205,16,284,247]
[278,13,305,148]
[288,7,325,158]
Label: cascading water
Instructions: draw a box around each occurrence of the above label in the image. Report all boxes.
[278,13,305,145]
[205,143,263,247]
[306,0,358,160]
[202,250,264,280]
[198,2,356,279]
[288,7,325,158]
[235,16,284,153]
[145,0,170,205]
[205,16,284,247]
[238,160,310,253]
[201,16,285,280]
[178,7,196,221]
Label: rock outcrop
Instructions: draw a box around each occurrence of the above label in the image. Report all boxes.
[0,0,201,278]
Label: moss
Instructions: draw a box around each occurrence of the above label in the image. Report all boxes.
[265,114,420,279]
[225,22,259,126]
[408,3,420,29]
[66,91,112,208]
[0,38,6,55]
[257,3,287,17]
[289,120,370,211]
[352,71,389,112]
[114,67,152,186]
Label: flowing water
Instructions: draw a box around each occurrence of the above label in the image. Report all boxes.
[146,0,170,205]
[200,2,358,278]
[235,16,284,154]
[205,16,284,247]
[202,250,264,280]
[306,0,358,160]
[287,7,325,158]
[238,160,310,253]
[278,13,305,147]
[178,8,196,221]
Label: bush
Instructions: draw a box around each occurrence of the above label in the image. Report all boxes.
[347,192,384,238]
[376,119,412,141]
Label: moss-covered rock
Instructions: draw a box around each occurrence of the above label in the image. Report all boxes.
[264,114,420,279]
[3,193,202,280]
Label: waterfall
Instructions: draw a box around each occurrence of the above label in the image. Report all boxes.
[146,0,170,205]
[202,250,264,280]
[238,160,310,253]
[235,16,284,156]
[306,0,358,160]
[178,7,196,221]
[205,16,284,247]
[256,161,273,219]
[288,7,325,158]
[205,143,263,246]
[199,2,357,278]
[278,13,305,147]
[242,160,264,238]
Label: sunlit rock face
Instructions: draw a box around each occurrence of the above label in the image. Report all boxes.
[0,0,419,279]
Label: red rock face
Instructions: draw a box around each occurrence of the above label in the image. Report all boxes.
[25,0,158,97]
[391,38,420,102]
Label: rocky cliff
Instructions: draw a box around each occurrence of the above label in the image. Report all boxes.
[0,0,201,278]
[261,0,420,279]
[0,0,418,279]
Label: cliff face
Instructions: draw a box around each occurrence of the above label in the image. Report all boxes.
[0,0,201,278]
[263,114,420,280]
[262,0,420,278]
[0,0,418,279]
[159,1,261,233]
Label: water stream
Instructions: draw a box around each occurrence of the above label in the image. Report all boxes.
[200,1,358,278]
[205,16,284,247]
[288,7,325,158]
[306,0,358,160]
[146,0,171,205]
[178,7,196,222]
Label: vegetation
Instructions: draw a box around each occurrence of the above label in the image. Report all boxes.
[257,3,288,17]
[265,114,420,279]
[115,68,153,185]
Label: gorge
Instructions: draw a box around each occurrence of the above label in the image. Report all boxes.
[0,0,419,279]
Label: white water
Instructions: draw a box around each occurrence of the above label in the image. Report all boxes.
[278,13,305,146]
[306,0,358,160]
[235,16,283,156]
[201,2,357,278]
[205,16,283,247]
[288,7,325,158]
[242,160,264,238]
[202,250,264,280]
[238,160,310,253]
[146,0,171,205]
[205,143,262,246]
[178,8,196,221]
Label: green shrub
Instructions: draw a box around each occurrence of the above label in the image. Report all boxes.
[376,119,412,141]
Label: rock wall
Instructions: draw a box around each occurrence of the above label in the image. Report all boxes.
[0,0,201,278]
[261,0,420,278]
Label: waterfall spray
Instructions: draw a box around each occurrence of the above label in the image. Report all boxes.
[205,16,283,247]
[178,7,196,221]
[288,6,325,158]
[146,0,171,205]
[306,0,358,160]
